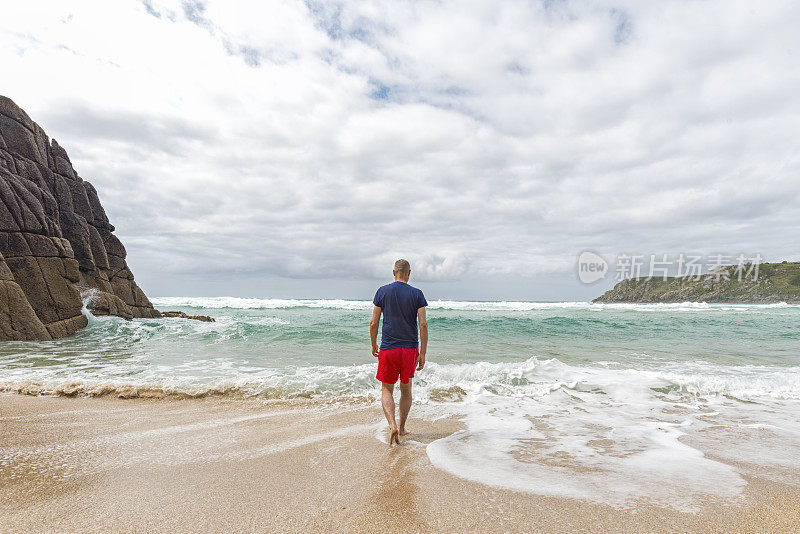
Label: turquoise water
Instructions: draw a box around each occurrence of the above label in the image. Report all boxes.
[1,297,798,396]
[2,297,799,509]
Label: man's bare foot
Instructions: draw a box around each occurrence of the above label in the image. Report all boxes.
[388,427,400,445]
[399,428,409,436]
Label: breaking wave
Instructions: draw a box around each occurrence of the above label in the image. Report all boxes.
[3,355,799,402]
[151,297,800,312]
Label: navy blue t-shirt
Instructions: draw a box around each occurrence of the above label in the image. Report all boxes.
[373,281,428,350]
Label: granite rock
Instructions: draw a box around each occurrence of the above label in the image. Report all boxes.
[0,96,160,340]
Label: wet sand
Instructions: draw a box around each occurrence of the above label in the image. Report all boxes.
[1,393,799,533]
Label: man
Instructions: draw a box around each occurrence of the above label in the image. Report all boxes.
[370,259,428,445]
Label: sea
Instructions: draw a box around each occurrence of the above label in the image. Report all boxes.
[2,296,799,510]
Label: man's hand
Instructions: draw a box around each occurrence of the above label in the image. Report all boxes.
[417,307,427,371]
[370,305,382,358]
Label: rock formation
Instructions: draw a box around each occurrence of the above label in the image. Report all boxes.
[160,310,215,322]
[0,96,159,340]
[594,261,800,303]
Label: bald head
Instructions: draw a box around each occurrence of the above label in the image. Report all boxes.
[393,259,411,282]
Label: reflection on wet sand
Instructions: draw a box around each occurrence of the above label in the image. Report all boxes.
[374,448,420,522]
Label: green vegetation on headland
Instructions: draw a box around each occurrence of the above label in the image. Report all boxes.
[593,261,800,303]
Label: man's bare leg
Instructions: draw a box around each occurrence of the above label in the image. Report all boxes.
[398,380,412,436]
[381,382,399,444]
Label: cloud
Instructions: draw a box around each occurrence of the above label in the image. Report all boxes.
[0,0,798,298]
[44,102,215,156]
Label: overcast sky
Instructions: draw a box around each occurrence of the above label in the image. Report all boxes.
[2,0,799,300]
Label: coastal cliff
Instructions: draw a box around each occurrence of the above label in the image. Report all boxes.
[0,96,159,340]
[594,261,800,303]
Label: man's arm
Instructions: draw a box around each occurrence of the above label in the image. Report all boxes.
[417,307,428,370]
[370,305,382,357]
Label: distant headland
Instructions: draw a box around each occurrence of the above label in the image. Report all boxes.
[594,261,800,304]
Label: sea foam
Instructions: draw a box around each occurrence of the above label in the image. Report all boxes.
[150,297,800,312]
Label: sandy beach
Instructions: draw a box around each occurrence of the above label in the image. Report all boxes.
[3,1,799,532]
[1,393,798,533]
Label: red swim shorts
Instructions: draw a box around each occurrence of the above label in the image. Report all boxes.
[376,347,419,384]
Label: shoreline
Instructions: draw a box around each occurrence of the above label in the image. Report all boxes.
[2,393,799,532]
